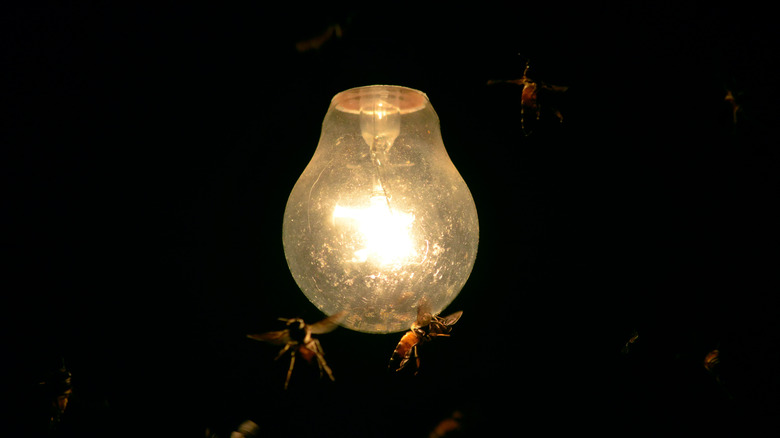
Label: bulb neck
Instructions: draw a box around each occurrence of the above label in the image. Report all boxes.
[332,85,428,115]
[360,99,400,150]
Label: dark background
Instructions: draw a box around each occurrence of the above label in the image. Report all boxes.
[3,2,778,436]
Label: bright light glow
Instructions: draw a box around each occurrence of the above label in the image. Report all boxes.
[333,195,416,265]
[360,100,400,148]
[283,85,478,333]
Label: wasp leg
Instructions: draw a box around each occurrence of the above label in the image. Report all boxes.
[310,339,335,382]
[396,356,410,372]
[284,349,296,390]
[274,343,292,361]
[412,344,421,376]
[316,354,335,382]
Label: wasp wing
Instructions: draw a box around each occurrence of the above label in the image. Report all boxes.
[247,329,291,345]
[309,311,346,335]
[486,78,528,87]
[413,297,435,327]
[439,310,463,327]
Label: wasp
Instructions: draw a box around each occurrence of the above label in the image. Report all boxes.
[724,89,742,125]
[487,58,568,135]
[621,329,639,354]
[247,312,343,390]
[703,349,721,383]
[389,303,463,374]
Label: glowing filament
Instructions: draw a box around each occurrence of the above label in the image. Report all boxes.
[333,196,415,265]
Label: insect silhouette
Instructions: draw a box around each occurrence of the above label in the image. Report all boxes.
[724,89,741,125]
[487,58,568,135]
[621,329,639,354]
[703,349,721,383]
[247,313,343,390]
[389,303,463,374]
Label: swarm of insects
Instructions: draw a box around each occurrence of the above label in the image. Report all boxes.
[247,312,343,390]
[487,58,568,135]
[389,301,463,374]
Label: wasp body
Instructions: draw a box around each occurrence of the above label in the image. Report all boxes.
[621,329,639,354]
[389,304,462,373]
[487,58,568,135]
[703,348,721,384]
[248,313,343,390]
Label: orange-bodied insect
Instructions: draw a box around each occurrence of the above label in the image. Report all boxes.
[429,410,464,438]
[487,58,568,135]
[247,312,343,390]
[703,349,721,383]
[724,89,741,125]
[621,329,639,354]
[389,303,462,374]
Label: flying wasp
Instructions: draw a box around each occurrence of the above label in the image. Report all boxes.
[487,58,568,135]
[703,348,721,384]
[621,329,639,354]
[389,302,462,374]
[247,312,343,390]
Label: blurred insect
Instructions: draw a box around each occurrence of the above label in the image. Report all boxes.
[247,312,343,390]
[703,349,721,383]
[724,89,742,125]
[621,329,639,354]
[429,410,464,438]
[488,58,568,135]
[36,357,73,430]
[389,302,463,374]
[295,23,343,53]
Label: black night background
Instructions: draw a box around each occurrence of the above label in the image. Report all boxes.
[3,3,778,437]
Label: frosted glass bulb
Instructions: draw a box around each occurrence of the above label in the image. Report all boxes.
[282,85,478,333]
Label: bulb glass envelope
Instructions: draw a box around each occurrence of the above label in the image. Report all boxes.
[283,85,478,333]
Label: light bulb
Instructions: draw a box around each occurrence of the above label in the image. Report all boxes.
[282,85,478,333]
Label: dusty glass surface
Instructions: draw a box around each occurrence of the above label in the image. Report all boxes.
[283,85,478,333]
